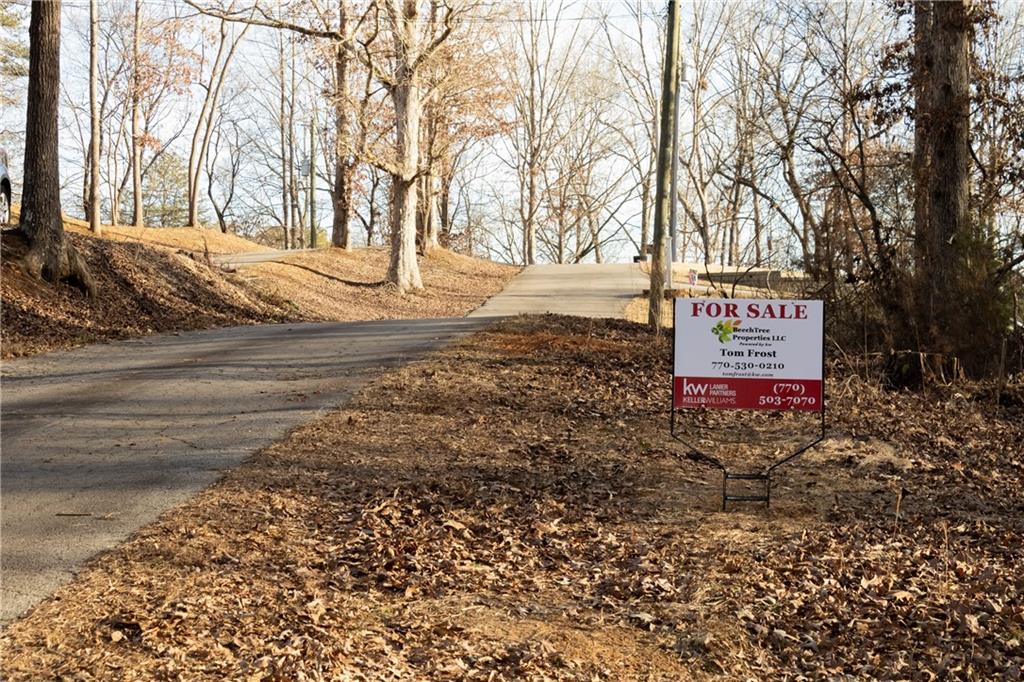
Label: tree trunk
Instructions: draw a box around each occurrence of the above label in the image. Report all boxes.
[289,40,301,248]
[590,215,602,264]
[639,179,651,259]
[913,1,934,287]
[130,0,143,227]
[416,173,426,249]
[88,0,101,234]
[911,0,1003,374]
[188,22,246,228]
[752,188,763,264]
[20,1,95,295]
[524,167,537,265]
[308,113,317,248]
[438,168,453,245]
[279,36,290,249]
[915,0,970,343]
[385,1,424,293]
[364,169,381,246]
[422,173,440,252]
[556,207,565,264]
[417,103,440,254]
[388,73,424,292]
[110,117,124,226]
[187,25,227,228]
[332,36,352,249]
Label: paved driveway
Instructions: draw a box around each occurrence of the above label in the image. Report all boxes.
[468,263,645,318]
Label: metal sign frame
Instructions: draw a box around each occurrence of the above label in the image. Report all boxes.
[669,300,826,510]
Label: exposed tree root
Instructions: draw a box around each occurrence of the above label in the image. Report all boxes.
[22,236,97,299]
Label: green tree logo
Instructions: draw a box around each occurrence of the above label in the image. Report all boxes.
[711,319,742,343]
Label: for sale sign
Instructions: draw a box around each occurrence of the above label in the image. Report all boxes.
[673,298,823,412]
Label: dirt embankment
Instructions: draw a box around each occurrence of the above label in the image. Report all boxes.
[2,316,1020,679]
[1,218,518,358]
[0,229,291,358]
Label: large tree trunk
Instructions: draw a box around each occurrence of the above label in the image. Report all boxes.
[385,0,424,293]
[913,2,935,286]
[88,0,101,234]
[388,75,424,292]
[20,1,95,295]
[911,0,1004,374]
[130,0,143,227]
[914,0,970,344]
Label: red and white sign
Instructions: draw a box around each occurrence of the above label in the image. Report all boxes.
[673,298,823,412]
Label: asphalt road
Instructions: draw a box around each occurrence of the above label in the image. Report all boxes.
[0,262,647,622]
[0,318,488,621]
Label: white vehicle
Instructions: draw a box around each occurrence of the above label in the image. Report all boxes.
[0,150,10,225]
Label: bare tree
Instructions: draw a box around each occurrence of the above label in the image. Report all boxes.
[601,1,661,258]
[913,0,994,366]
[206,112,244,233]
[187,0,477,291]
[677,2,738,267]
[20,0,94,293]
[504,1,588,265]
[187,18,249,227]
[331,1,356,249]
[130,0,143,226]
[87,0,101,234]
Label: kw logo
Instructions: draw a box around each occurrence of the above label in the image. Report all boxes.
[682,380,709,396]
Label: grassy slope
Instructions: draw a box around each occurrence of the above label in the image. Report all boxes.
[14,205,272,255]
[1,211,519,357]
[242,247,519,321]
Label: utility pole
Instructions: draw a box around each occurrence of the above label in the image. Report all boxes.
[649,0,682,331]
[309,116,316,249]
[669,59,685,285]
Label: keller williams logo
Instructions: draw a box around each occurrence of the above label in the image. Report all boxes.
[682,379,709,395]
[711,319,742,343]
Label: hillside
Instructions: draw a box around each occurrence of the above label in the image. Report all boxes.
[67,222,273,256]
[1,214,519,358]
[240,247,518,321]
[13,206,273,256]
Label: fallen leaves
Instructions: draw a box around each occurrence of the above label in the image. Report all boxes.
[1,315,1021,680]
[0,229,291,358]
